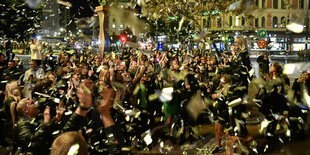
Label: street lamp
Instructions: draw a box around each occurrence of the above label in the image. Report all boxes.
[306,0,309,50]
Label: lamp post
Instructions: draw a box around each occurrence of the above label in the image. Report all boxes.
[306,0,309,50]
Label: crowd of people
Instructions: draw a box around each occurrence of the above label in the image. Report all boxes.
[0,37,309,154]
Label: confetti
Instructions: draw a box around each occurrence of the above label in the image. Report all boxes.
[24,0,43,8]
[57,0,72,7]
[186,90,206,120]
[263,145,269,152]
[68,144,80,155]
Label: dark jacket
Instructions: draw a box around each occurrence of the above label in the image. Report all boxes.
[13,116,57,154]
[12,113,85,155]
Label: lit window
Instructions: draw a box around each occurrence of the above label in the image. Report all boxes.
[217,17,222,28]
[235,16,239,26]
[281,17,286,28]
[120,24,124,29]
[112,24,116,29]
[273,16,278,28]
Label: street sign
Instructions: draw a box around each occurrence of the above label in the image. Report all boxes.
[257,30,267,38]
[257,39,267,49]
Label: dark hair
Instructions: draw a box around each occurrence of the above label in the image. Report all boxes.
[272,63,283,75]
[8,60,15,64]
[33,78,53,94]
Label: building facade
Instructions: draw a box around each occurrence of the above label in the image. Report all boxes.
[40,0,60,37]
[201,0,310,53]
[104,0,145,50]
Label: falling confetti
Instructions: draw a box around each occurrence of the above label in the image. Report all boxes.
[57,0,72,7]
[194,28,208,41]
[263,144,269,152]
[186,90,207,120]
[24,0,43,8]
[227,1,241,11]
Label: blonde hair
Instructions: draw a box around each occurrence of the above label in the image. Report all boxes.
[10,98,28,127]
[4,80,20,101]
[235,36,246,51]
[51,131,88,155]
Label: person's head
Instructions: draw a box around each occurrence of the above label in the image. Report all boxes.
[73,69,82,80]
[66,61,72,67]
[8,60,15,69]
[200,56,206,63]
[0,53,4,61]
[270,63,283,75]
[5,81,21,100]
[199,66,205,73]
[234,37,246,51]
[140,73,148,83]
[49,49,54,55]
[10,98,40,127]
[260,51,264,56]
[264,54,268,59]
[32,38,37,44]
[301,72,310,82]
[121,72,132,82]
[30,60,38,69]
[13,56,20,62]
[220,74,231,85]
[79,64,88,75]
[95,58,101,66]
[51,131,88,155]
[47,72,56,83]
[33,79,53,95]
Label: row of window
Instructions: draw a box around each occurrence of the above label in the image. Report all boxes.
[255,16,286,28]
[255,0,310,9]
[111,24,124,29]
[202,16,309,28]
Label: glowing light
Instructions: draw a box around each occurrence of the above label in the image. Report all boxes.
[120,36,126,42]
[287,22,304,33]
[36,35,41,40]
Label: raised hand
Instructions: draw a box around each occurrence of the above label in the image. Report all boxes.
[77,79,93,109]
[55,102,65,122]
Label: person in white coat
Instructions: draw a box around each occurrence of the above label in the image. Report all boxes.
[30,39,42,60]
[23,60,45,98]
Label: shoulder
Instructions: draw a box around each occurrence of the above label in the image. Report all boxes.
[25,69,31,74]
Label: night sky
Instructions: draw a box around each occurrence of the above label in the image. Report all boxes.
[66,0,100,18]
